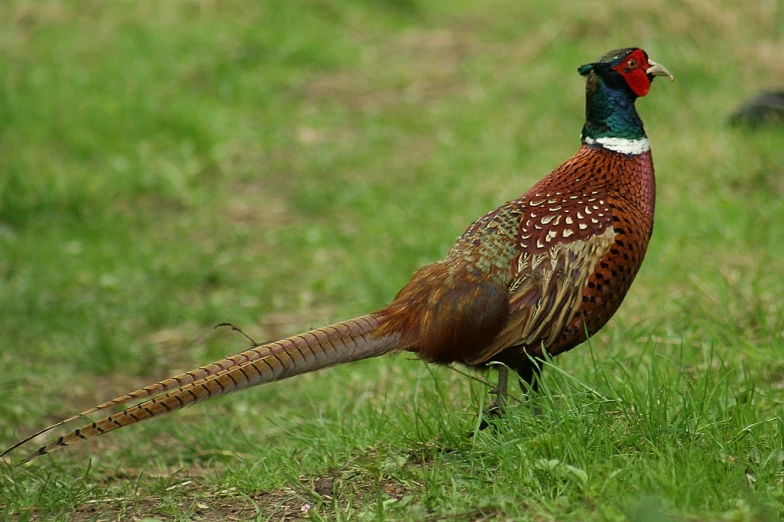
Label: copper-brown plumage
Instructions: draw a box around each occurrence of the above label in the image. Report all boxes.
[2,47,672,464]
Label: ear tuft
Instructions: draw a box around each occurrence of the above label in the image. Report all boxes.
[577,63,594,77]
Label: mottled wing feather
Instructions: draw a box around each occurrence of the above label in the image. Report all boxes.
[463,227,616,365]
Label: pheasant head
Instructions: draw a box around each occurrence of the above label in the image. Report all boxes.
[578,48,673,154]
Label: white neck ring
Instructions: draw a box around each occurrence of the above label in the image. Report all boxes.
[583,136,650,155]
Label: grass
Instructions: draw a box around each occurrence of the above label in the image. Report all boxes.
[1,0,783,520]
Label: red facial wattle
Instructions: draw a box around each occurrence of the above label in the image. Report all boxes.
[612,49,652,97]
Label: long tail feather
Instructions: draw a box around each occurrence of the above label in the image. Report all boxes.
[1,339,279,458]
[4,314,401,464]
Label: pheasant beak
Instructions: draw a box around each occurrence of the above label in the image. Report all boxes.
[646,60,674,81]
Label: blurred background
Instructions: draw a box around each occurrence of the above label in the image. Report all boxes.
[1,0,782,519]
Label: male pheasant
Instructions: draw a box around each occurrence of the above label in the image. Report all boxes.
[2,47,672,464]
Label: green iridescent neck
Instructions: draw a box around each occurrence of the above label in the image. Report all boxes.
[580,74,646,143]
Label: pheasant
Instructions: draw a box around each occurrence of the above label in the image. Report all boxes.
[2,47,672,464]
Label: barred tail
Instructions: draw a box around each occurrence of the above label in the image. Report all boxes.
[4,314,401,464]
[2,331,286,458]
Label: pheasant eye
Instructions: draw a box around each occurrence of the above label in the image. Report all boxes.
[627,59,637,69]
